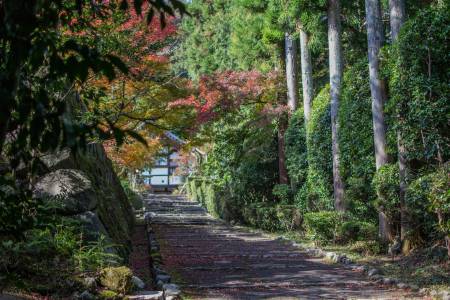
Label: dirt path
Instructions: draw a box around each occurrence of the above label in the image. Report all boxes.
[145,194,422,299]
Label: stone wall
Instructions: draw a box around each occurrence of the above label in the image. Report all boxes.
[36,143,135,258]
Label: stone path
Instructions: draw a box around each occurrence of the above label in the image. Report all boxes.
[145,194,422,299]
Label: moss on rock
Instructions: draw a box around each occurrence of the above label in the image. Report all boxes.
[99,266,133,294]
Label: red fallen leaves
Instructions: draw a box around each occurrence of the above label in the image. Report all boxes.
[170,70,287,125]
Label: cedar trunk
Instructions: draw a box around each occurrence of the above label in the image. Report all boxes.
[366,0,392,241]
[285,32,298,112]
[300,28,313,125]
[389,0,410,252]
[328,0,345,212]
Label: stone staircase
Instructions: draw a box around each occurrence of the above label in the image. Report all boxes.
[144,194,421,300]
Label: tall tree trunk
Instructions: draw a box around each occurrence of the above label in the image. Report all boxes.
[285,32,298,112]
[389,0,410,252]
[328,0,345,212]
[366,0,392,241]
[299,28,313,125]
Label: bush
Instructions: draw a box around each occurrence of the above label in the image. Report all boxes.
[240,203,301,232]
[372,163,400,220]
[272,184,292,203]
[303,211,343,244]
[385,3,450,165]
[407,165,450,247]
[349,240,385,256]
[426,165,450,238]
[186,177,222,218]
[276,205,302,231]
[285,107,307,191]
[0,217,120,294]
[336,220,378,244]
[338,59,390,219]
[293,86,334,213]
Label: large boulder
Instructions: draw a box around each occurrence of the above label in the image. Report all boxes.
[40,148,77,171]
[34,169,97,215]
[99,266,133,294]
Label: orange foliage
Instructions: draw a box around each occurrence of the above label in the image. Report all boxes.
[103,135,162,171]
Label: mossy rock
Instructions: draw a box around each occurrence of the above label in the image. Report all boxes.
[98,289,120,300]
[99,266,133,294]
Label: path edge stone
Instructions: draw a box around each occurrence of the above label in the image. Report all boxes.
[144,209,182,300]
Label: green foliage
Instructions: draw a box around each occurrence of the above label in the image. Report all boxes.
[174,0,277,79]
[200,106,279,217]
[426,165,450,236]
[241,203,301,232]
[0,217,120,294]
[381,3,450,247]
[0,0,185,238]
[304,211,378,245]
[293,86,333,212]
[372,163,400,220]
[303,211,343,244]
[336,221,378,243]
[187,177,301,232]
[385,2,449,165]
[276,205,302,231]
[349,240,385,256]
[272,184,292,203]
[339,59,377,218]
[408,165,450,242]
[285,108,307,191]
[0,174,38,237]
[187,177,231,219]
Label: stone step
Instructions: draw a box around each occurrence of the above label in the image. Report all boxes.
[174,262,322,272]
[150,220,221,225]
[180,280,377,290]
[160,252,308,259]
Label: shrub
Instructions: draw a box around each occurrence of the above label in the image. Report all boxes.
[276,205,302,231]
[336,220,378,243]
[303,211,343,244]
[0,218,120,294]
[272,184,292,203]
[186,177,223,219]
[240,203,301,232]
[427,165,450,239]
[338,58,396,219]
[407,165,450,248]
[349,240,385,256]
[254,204,279,231]
[285,107,307,191]
[372,163,400,220]
[385,3,450,165]
[297,87,334,212]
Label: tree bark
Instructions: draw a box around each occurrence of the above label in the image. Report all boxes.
[389,0,409,252]
[285,32,298,112]
[366,0,392,241]
[299,28,313,125]
[328,0,345,212]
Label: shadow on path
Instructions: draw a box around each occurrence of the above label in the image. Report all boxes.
[145,194,421,300]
